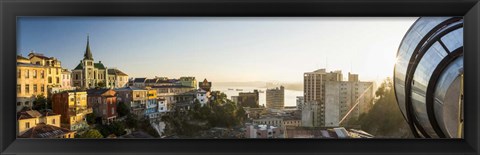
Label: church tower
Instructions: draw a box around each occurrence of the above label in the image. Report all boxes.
[83,35,95,88]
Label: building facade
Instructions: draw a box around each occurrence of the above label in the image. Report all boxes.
[145,89,160,119]
[302,69,342,127]
[158,99,168,113]
[17,110,75,138]
[115,87,148,117]
[296,96,304,110]
[195,89,209,107]
[302,69,373,127]
[72,36,109,89]
[17,55,48,111]
[245,124,283,138]
[28,52,63,89]
[107,68,129,88]
[86,88,118,124]
[266,86,285,110]
[61,69,73,90]
[237,90,260,108]
[51,91,92,131]
[179,76,197,89]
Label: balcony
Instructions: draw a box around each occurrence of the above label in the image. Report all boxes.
[69,107,93,116]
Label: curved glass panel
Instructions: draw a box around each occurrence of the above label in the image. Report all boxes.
[394,17,451,122]
[410,42,447,137]
[394,17,463,138]
[434,56,463,138]
[441,28,463,52]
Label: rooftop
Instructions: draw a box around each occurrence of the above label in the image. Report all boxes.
[86,88,115,96]
[114,86,146,91]
[18,123,74,138]
[107,68,128,76]
[133,78,147,83]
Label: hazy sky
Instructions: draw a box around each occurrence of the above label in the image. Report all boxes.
[18,17,418,83]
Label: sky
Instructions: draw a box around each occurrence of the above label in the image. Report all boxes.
[17,17,418,84]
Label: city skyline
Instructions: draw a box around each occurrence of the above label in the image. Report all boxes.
[18,17,418,83]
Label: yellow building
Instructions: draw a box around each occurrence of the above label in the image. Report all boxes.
[52,90,92,131]
[28,52,63,89]
[17,55,48,112]
[147,88,157,99]
[17,110,75,138]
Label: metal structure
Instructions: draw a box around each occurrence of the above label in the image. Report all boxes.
[394,17,464,138]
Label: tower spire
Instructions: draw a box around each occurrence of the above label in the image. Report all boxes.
[84,34,93,60]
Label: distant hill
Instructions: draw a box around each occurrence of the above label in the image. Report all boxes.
[214,81,303,91]
[265,82,303,91]
[214,81,266,87]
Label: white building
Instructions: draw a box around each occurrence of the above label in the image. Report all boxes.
[324,80,374,127]
[302,69,373,127]
[301,101,321,127]
[245,124,283,138]
[195,89,209,107]
[158,99,168,113]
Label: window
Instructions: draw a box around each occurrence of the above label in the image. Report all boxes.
[25,122,30,128]
[17,84,21,94]
[48,68,51,74]
[75,74,78,80]
[48,77,52,83]
[33,84,37,93]
[56,68,59,75]
[56,77,59,83]
[25,101,29,106]
[41,85,45,92]
[17,102,21,106]
[33,70,37,78]
[111,107,114,115]
[25,70,29,78]
[18,69,21,78]
[40,70,44,79]
[25,84,30,93]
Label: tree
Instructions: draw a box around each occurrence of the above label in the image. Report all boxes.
[32,94,50,111]
[353,78,413,138]
[96,121,126,137]
[139,118,160,138]
[125,114,138,129]
[79,129,104,138]
[117,102,130,117]
[86,113,97,125]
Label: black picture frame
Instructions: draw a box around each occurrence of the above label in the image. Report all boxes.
[1,0,479,154]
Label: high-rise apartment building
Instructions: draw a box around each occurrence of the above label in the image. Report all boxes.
[266,86,285,110]
[302,69,373,127]
[303,69,343,127]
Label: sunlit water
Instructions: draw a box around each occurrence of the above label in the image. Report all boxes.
[212,85,303,107]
